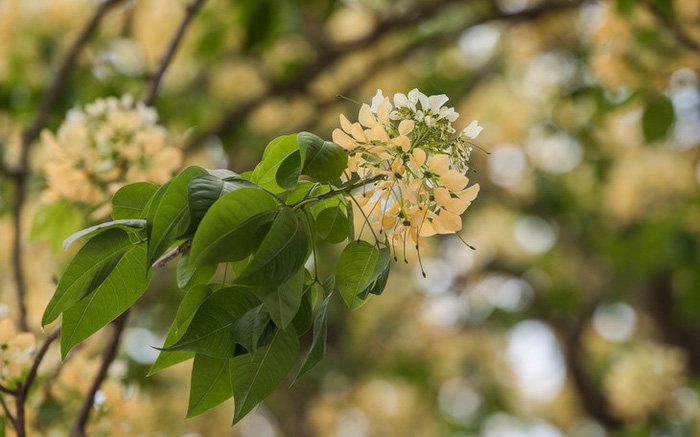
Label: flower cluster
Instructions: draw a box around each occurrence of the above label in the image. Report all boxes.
[332,89,481,262]
[41,94,182,212]
[0,317,36,383]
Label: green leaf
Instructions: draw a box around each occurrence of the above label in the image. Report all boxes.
[61,241,152,358]
[176,250,217,290]
[206,168,240,179]
[147,166,207,263]
[236,208,309,287]
[111,182,158,220]
[285,181,316,205]
[229,328,299,424]
[149,285,213,375]
[165,286,259,358]
[336,241,379,310]
[314,206,349,244]
[30,202,84,253]
[251,134,301,193]
[299,132,348,183]
[252,267,304,329]
[187,354,233,417]
[43,229,133,326]
[642,94,675,143]
[182,174,259,237]
[62,219,146,251]
[292,289,313,335]
[189,187,278,266]
[360,246,391,298]
[231,305,271,354]
[295,287,333,381]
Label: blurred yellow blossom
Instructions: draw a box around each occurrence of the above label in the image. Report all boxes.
[40,94,182,215]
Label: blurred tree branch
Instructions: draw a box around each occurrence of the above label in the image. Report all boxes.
[184,0,585,153]
[641,0,700,54]
[9,0,126,333]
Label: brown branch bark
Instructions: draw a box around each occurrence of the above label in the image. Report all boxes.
[640,0,700,54]
[70,312,128,437]
[558,309,623,430]
[11,0,126,333]
[14,328,61,437]
[185,0,585,152]
[142,0,208,106]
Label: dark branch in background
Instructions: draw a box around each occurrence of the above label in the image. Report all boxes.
[10,0,126,333]
[301,0,584,132]
[646,274,700,376]
[142,0,207,106]
[640,0,700,54]
[557,307,623,430]
[70,312,128,437]
[184,0,585,152]
[14,329,61,437]
[184,0,470,151]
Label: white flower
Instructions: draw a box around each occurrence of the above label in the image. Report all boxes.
[462,120,483,140]
[370,89,386,113]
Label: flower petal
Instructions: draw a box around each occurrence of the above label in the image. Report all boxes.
[428,154,450,175]
[440,170,469,192]
[398,119,415,136]
[359,103,376,127]
[332,128,358,150]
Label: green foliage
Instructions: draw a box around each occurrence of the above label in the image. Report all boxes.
[30,202,84,253]
[45,130,395,425]
[642,94,675,143]
[336,240,380,310]
[60,240,151,358]
[111,182,158,220]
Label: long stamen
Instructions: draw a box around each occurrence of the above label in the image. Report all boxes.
[456,233,476,250]
[416,238,426,278]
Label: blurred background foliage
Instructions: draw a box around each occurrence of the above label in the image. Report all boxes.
[1,0,700,436]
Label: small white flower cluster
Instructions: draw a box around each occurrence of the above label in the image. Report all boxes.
[332,89,482,265]
[41,94,182,211]
[372,88,482,172]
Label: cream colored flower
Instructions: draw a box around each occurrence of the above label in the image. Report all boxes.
[40,94,183,213]
[333,89,482,269]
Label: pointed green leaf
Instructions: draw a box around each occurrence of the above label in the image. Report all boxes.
[43,229,133,326]
[360,246,391,298]
[165,286,259,358]
[336,241,378,310]
[299,132,348,183]
[230,328,299,424]
[147,166,207,262]
[182,174,259,237]
[251,134,301,193]
[292,289,313,335]
[295,289,332,381]
[176,250,217,291]
[314,207,348,244]
[61,241,152,358]
[231,305,271,354]
[149,285,213,375]
[62,219,146,251]
[252,267,304,329]
[187,354,233,417]
[189,187,278,266]
[236,208,308,287]
[111,182,158,220]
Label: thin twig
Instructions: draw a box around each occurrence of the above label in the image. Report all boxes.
[152,239,192,269]
[11,0,126,333]
[14,328,61,437]
[640,0,700,54]
[184,0,468,151]
[70,312,128,437]
[142,0,207,106]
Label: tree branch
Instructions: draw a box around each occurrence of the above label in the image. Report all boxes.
[640,0,700,54]
[11,0,126,333]
[142,0,207,106]
[14,328,61,437]
[70,312,128,437]
[184,0,585,152]
[152,239,192,269]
